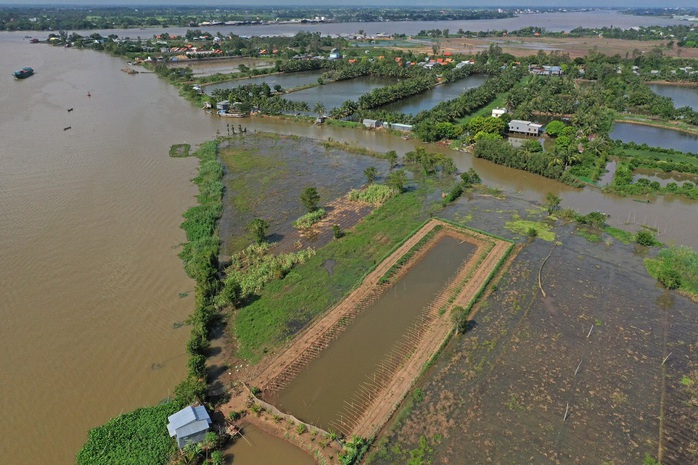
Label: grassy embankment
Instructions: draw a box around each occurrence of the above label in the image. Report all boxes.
[614,114,698,137]
[77,141,224,464]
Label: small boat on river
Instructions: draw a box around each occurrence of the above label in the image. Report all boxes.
[13,67,34,79]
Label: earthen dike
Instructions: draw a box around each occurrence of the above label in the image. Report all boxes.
[246,219,513,439]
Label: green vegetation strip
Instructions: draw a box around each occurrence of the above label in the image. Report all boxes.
[78,141,225,464]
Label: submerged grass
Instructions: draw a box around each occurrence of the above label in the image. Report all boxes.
[505,219,555,242]
[234,188,429,362]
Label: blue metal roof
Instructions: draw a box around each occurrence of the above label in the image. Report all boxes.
[167,405,211,438]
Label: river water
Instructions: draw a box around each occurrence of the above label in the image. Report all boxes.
[6,10,688,41]
[2,11,698,463]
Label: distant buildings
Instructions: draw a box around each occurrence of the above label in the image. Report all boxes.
[492,108,508,118]
[529,65,562,76]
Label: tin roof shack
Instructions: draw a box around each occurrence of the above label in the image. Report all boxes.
[508,120,543,136]
[167,405,212,449]
[492,107,508,118]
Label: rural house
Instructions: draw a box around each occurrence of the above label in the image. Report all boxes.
[508,120,543,136]
[166,405,212,449]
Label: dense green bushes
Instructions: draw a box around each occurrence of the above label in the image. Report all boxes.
[77,403,179,465]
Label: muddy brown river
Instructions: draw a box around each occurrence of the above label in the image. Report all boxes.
[1,33,697,465]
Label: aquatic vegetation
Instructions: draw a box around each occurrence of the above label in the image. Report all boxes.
[645,245,698,296]
[505,219,555,242]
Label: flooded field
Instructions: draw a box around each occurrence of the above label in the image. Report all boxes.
[610,122,698,153]
[369,194,698,465]
[634,169,698,187]
[281,76,396,113]
[648,83,698,111]
[169,57,273,76]
[380,74,488,115]
[218,134,386,256]
[204,70,324,95]
[272,235,476,431]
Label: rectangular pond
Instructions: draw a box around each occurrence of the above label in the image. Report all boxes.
[610,122,698,154]
[204,70,324,95]
[282,75,397,113]
[271,235,476,430]
[378,74,488,115]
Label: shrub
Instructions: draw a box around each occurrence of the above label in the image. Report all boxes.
[636,229,659,247]
[293,209,326,230]
[658,267,682,290]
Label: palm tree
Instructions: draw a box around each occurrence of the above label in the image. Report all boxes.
[313,101,326,118]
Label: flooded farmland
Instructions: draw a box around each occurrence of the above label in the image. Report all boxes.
[218,134,387,256]
[369,194,698,465]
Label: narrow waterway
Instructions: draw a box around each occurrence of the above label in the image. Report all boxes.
[273,236,475,430]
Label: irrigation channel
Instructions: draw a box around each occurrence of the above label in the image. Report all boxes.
[247,220,512,438]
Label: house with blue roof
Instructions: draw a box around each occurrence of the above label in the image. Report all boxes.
[166,405,212,449]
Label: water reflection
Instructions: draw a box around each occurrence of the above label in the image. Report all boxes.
[610,122,698,153]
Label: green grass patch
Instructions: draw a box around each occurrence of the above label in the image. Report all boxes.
[219,145,286,218]
[233,189,429,362]
[169,143,190,158]
[320,139,386,159]
[77,402,178,465]
[604,226,634,244]
[575,228,602,243]
[644,245,698,297]
[505,219,555,241]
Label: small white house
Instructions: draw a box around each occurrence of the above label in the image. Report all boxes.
[167,405,212,449]
[329,48,342,60]
[492,108,508,118]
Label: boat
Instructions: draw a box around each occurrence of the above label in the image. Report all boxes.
[13,67,34,79]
